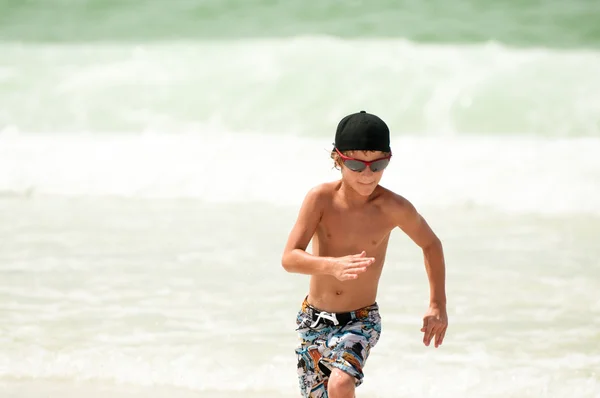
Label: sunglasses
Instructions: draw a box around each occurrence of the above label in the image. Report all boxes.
[335,148,392,172]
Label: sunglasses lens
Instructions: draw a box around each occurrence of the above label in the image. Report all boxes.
[370,159,390,172]
[343,159,366,172]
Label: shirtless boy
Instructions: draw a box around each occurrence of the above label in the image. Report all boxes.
[281,111,448,398]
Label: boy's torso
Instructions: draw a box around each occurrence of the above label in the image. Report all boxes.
[306,181,398,313]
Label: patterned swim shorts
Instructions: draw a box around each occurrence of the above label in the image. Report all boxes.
[294,297,382,398]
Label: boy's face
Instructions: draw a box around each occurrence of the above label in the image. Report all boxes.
[339,150,389,196]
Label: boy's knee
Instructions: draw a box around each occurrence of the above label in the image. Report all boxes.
[327,368,356,398]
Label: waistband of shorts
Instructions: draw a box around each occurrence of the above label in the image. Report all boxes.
[300,296,378,321]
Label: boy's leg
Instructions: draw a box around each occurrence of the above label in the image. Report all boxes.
[294,300,381,397]
[319,308,382,396]
[295,305,332,397]
[296,338,331,397]
[327,368,356,398]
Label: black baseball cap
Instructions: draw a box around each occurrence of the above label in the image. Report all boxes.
[333,110,391,153]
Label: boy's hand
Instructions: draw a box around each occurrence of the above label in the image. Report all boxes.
[421,305,448,348]
[330,251,374,281]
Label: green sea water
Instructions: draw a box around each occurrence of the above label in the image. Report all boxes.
[1,0,600,47]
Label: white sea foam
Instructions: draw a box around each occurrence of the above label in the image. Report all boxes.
[1,132,598,215]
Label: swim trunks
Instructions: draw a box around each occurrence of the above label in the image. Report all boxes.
[294,297,382,398]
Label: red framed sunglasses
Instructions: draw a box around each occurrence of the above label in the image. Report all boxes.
[335,148,392,172]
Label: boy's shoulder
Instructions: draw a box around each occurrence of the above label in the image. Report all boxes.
[297,181,337,212]
[376,185,420,226]
[300,182,418,226]
[376,185,412,207]
[304,181,340,200]
[304,182,414,210]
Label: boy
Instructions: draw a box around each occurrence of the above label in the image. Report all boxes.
[281,111,448,398]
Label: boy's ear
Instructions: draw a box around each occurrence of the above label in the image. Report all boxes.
[331,151,343,169]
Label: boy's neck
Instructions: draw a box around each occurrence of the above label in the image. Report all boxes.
[338,180,378,207]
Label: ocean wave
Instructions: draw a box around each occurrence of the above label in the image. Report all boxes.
[0,38,599,137]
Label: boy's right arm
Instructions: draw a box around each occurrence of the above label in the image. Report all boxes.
[281,186,331,275]
[281,186,373,280]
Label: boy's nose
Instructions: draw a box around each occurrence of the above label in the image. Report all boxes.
[361,166,374,175]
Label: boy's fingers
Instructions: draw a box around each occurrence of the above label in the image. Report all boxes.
[423,327,433,346]
[344,265,366,273]
[422,318,436,346]
[352,257,374,264]
[435,328,446,347]
[347,261,372,271]
[346,266,367,275]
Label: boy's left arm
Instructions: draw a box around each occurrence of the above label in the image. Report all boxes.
[392,195,448,348]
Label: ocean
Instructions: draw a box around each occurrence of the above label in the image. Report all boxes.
[1,1,599,397]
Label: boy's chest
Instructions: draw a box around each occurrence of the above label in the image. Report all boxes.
[318,206,394,247]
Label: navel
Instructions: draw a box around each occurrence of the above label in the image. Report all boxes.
[335,290,343,296]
